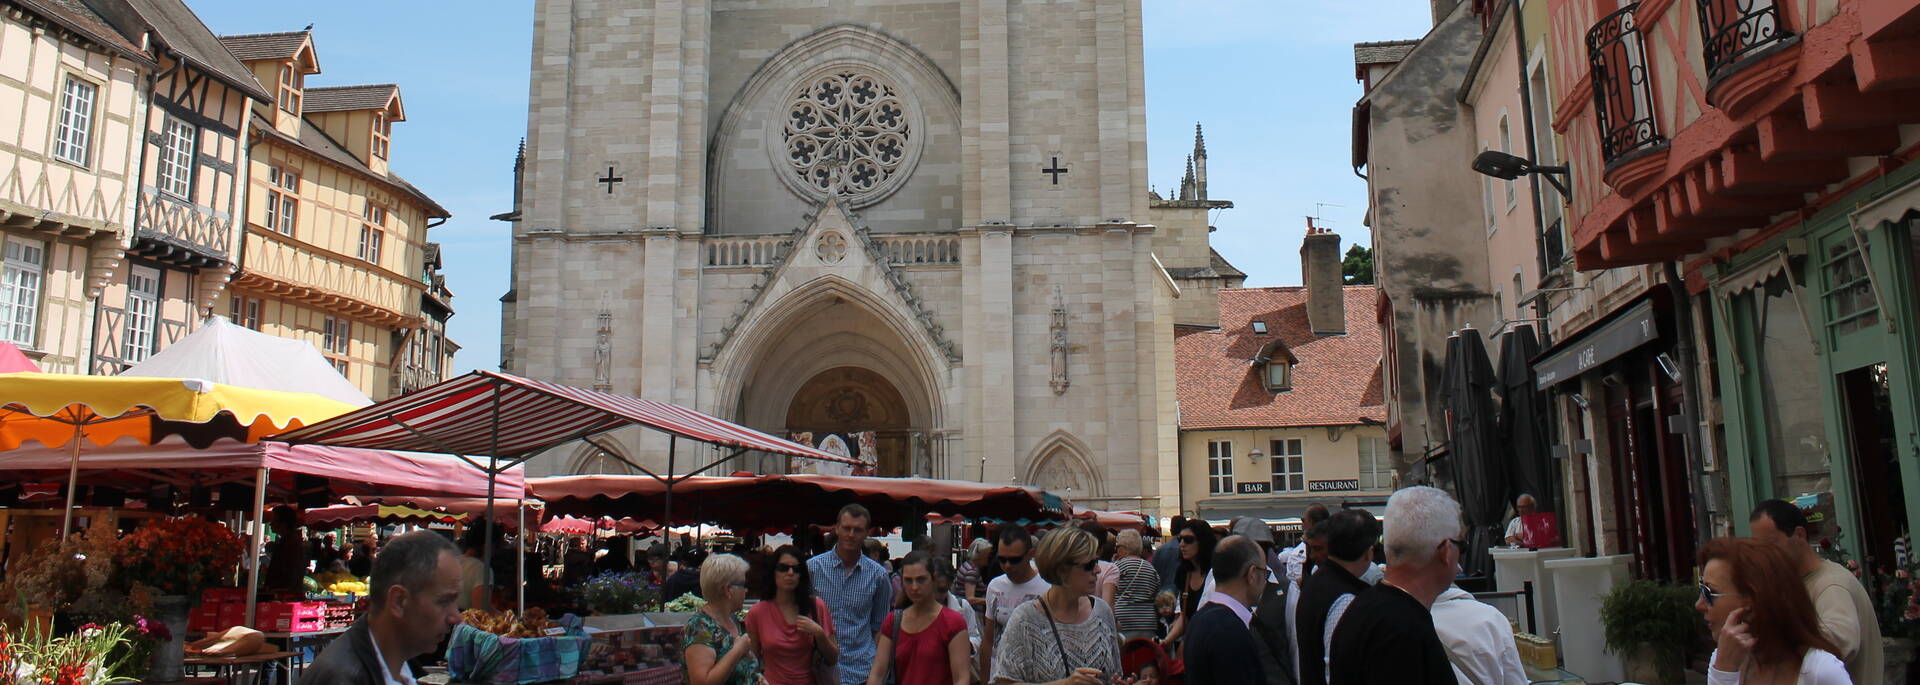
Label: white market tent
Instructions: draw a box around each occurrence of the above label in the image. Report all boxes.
[119,317,372,407]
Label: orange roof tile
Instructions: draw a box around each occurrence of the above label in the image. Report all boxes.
[1176,286,1386,431]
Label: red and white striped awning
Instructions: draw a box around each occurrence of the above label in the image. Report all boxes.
[270,370,861,465]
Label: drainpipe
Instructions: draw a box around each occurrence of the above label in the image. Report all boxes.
[1663,261,1713,550]
[1509,0,1551,297]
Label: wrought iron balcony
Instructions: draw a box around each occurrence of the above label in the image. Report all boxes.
[1696,0,1791,77]
[1543,216,1568,267]
[1587,3,1666,163]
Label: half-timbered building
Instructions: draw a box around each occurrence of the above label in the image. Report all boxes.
[0,0,151,374]
[85,0,271,373]
[215,30,452,401]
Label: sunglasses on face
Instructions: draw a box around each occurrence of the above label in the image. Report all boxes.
[1699,582,1725,607]
[999,555,1028,566]
[1079,559,1099,573]
[775,563,802,574]
[1178,535,1197,544]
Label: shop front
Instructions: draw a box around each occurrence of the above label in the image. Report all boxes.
[1533,295,1698,581]
[1710,170,1920,565]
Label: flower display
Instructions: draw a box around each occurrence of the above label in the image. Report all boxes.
[569,572,659,615]
[0,615,138,684]
[116,516,243,597]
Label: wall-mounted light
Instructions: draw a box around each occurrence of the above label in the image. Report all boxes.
[1470,150,1571,197]
[1569,392,1590,411]
[1656,352,1682,382]
[1247,447,1266,464]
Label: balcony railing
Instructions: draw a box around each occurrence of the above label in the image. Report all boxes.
[1696,0,1791,77]
[1543,216,1568,266]
[1587,3,1666,162]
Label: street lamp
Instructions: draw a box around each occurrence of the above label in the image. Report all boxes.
[1471,150,1571,198]
[1247,446,1266,465]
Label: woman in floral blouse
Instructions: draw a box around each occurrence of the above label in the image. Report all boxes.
[685,553,765,685]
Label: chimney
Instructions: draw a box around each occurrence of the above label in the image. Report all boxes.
[1301,218,1346,335]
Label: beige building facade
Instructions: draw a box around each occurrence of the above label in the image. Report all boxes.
[502,1,1224,518]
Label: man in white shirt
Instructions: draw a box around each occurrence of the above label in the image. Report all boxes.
[305,531,466,685]
[1275,503,1331,584]
[1431,586,1528,685]
[978,526,1049,678]
[1502,494,1537,547]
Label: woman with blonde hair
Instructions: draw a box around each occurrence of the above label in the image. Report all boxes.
[685,553,763,685]
[989,527,1123,685]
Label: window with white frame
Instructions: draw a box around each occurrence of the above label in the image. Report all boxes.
[265,168,298,235]
[228,296,261,330]
[123,266,160,363]
[1359,437,1392,490]
[359,205,386,265]
[1207,440,1234,495]
[1270,438,1305,492]
[53,77,97,166]
[1,237,47,347]
[372,113,391,159]
[278,63,302,115]
[157,116,197,199]
[322,316,350,374]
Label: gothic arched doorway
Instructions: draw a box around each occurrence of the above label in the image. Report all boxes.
[786,366,914,476]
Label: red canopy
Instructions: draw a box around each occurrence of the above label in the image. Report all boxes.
[531,473,1064,530]
[271,370,861,465]
[302,504,461,529]
[0,343,38,373]
[0,437,527,500]
[539,515,658,535]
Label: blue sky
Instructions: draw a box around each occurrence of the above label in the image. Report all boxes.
[191,0,1436,373]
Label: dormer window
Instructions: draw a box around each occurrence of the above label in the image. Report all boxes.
[1251,339,1296,393]
[278,63,303,115]
[1251,321,1268,335]
[372,112,391,159]
[1264,360,1293,392]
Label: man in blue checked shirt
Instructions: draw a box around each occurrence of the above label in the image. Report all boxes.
[808,503,893,685]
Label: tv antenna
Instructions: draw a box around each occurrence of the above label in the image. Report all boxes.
[1313,202,1344,228]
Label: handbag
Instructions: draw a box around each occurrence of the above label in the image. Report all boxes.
[807,602,839,685]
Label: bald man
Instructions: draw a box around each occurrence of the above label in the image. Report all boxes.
[1502,495,1537,547]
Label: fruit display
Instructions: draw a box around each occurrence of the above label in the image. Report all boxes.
[661,593,706,613]
[325,579,369,595]
[460,607,560,639]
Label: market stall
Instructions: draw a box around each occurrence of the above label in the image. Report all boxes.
[530,472,1067,530]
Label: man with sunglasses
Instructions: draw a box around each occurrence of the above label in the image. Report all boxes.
[977,525,1048,679]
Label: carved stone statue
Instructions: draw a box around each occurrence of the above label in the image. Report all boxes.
[594,307,612,391]
[1050,285,1069,394]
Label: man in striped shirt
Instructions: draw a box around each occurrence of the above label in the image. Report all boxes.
[808,504,894,685]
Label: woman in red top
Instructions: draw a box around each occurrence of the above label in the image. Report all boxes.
[746,545,839,684]
[870,552,971,685]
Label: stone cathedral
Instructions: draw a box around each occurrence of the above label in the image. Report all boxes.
[498,0,1240,519]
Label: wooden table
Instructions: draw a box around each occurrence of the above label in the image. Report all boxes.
[185,650,298,684]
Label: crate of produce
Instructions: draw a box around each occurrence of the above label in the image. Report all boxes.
[257,602,326,633]
[188,603,222,633]
[201,587,247,604]
[321,602,357,628]
[448,610,591,685]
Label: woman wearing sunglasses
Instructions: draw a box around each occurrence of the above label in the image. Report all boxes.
[686,553,765,685]
[1696,537,1849,684]
[990,527,1126,685]
[870,551,972,685]
[1159,518,1217,654]
[749,545,840,685]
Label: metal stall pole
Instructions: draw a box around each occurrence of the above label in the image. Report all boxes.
[516,499,526,614]
[58,422,82,538]
[245,467,269,628]
[663,437,676,556]
[481,383,502,611]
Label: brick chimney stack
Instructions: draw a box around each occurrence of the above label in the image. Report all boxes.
[1301,217,1346,335]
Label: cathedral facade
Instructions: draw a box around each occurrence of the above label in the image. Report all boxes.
[501,0,1232,519]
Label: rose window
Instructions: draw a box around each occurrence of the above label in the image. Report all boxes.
[782,70,913,205]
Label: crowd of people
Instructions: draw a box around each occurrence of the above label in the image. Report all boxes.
[285,487,1887,685]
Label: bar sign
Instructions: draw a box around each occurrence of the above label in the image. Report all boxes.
[1236,481,1271,494]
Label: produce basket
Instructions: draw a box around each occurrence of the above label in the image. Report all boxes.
[448,614,591,685]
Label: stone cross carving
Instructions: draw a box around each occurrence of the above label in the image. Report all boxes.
[1050,285,1069,394]
[598,166,624,194]
[593,305,612,391]
[1042,156,1069,185]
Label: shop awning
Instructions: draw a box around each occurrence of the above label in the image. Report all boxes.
[0,436,526,500]
[530,473,1064,530]
[271,370,861,465]
[1531,300,1660,390]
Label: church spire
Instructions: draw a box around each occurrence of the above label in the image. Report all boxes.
[1192,123,1208,201]
[1180,155,1196,201]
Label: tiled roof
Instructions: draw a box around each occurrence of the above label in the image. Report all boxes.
[304,84,399,114]
[1167,249,1248,280]
[15,0,149,61]
[217,31,308,62]
[251,111,450,219]
[1354,39,1419,66]
[126,0,271,102]
[1176,286,1386,430]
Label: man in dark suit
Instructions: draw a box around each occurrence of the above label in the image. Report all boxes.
[1232,518,1297,685]
[1295,509,1381,685]
[304,531,465,685]
[1184,534,1268,684]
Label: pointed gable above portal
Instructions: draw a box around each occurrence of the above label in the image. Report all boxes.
[704,197,959,366]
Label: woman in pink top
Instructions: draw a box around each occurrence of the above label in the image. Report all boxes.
[869,552,970,685]
[747,545,839,685]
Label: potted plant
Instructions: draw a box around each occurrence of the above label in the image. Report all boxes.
[116,516,242,682]
[1600,579,1706,685]
[1854,544,1918,684]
